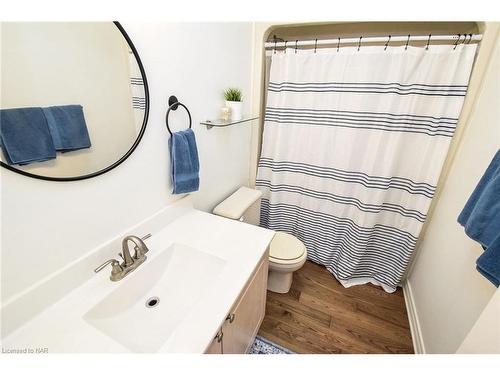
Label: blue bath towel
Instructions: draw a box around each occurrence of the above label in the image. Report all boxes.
[458,149,500,287]
[0,107,56,165]
[169,129,200,194]
[42,105,91,152]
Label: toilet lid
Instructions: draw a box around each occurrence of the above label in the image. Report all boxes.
[269,232,306,261]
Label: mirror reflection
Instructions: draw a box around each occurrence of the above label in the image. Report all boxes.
[0,22,147,179]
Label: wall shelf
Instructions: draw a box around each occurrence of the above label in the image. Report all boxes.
[201,116,259,130]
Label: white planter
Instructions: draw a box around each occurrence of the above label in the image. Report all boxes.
[226,100,243,121]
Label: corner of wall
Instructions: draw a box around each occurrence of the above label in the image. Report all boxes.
[402,280,426,354]
[248,23,276,188]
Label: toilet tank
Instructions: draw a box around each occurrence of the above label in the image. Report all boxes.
[212,186,262,225]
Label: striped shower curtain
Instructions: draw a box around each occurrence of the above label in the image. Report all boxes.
[256,43,477,292]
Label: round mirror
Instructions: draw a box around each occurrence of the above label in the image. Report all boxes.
[0,22,149,181]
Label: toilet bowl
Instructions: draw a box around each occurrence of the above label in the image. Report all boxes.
[267,232,307,293]
[213,186,307,294]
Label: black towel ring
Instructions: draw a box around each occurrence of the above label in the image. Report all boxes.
[165,95,192,136]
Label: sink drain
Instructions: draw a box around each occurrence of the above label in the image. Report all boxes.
[145,296,160,308]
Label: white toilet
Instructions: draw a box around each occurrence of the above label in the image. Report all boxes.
[213,187,307,293]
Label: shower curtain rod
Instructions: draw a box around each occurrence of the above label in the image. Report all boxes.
[264,34,483,49]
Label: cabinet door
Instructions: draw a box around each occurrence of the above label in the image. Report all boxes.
[205,330,223,354]
[222,256,269,354]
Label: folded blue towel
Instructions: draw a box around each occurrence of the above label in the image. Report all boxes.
[0,107,56,165]
[42,105,91,152]
[458,150,500,287]
[169,129,200,194]
[476,233,500,287]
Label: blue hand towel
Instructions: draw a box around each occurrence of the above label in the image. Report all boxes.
[0,107,56,165]
[169,129,200,194]
[458,149,500,287]
[42,105,91,152]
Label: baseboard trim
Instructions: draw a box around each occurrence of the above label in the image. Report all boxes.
[403,280,426,354]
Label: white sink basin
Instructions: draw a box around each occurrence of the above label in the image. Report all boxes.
[83,243,226,352]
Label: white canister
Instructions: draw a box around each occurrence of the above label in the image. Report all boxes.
[225,100,243,121]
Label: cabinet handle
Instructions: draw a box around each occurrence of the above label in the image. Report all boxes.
[226,313,235,324]
[215,330,224,343]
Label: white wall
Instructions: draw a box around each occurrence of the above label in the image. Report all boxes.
[457,287,500,353]
[1,22,254,301]
[406,26,500,353]
[0,22,138,177]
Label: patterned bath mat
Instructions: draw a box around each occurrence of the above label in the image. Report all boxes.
[249,336,294,354]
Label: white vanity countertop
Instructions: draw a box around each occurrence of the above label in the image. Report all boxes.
[1,208,275,353]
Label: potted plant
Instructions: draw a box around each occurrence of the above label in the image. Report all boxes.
[224,88,243,121]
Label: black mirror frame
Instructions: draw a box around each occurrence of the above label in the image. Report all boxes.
[0,21,150,182]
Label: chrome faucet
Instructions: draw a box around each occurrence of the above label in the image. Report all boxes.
[95,234,151,281]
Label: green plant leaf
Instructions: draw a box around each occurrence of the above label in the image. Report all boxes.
[224,88,242,102]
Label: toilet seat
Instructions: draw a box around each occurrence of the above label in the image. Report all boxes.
[269,232,306,264]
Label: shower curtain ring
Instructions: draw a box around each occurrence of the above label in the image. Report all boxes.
[358,36,362,51]
[337,37,340,52]
[274,40,277,54]
[405,34,410,50]
[467,33,473,44]
[426,34,431,50]
[295,39,298,53]
[314,38,317,53]
[453,34,461,50]
[384,35,391,51]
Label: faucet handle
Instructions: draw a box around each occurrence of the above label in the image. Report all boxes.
[94,259,122,278]
[132,234,151,260]
[133,244,148,260]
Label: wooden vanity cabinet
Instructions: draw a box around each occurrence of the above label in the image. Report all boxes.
[205,252,269,354]
[205,329,223,354]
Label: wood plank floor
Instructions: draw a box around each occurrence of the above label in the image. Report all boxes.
[258,261,414,354]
